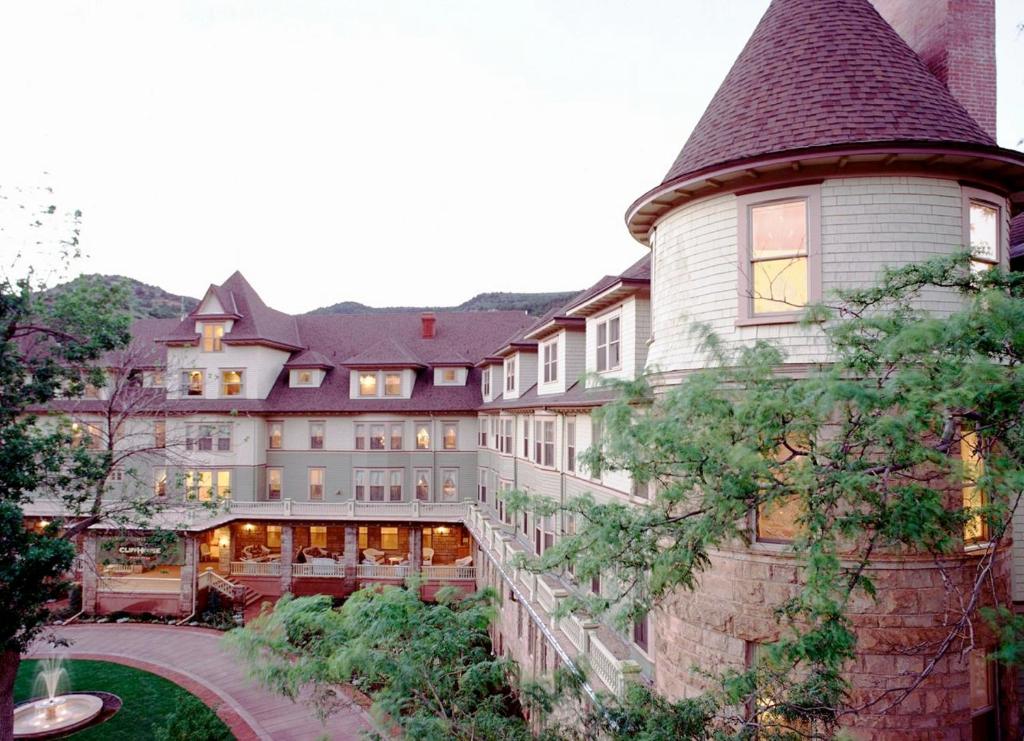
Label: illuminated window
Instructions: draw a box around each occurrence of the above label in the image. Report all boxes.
[749,199,809,314]
[442,368,457,383]
[202,323,224,352]
[308,468,325,501]
[182,370,204,396]
[359,373,377,396]
[384,373,401,396]
[755,434,807,544]
[221,370,243,396]
[415,422,431,450]
[596,317,620,372]
[543,340,558,383]
[216,470,231,499]
[153,420,166,448]
[187,470,229,501]
[415,469,431,501]
[154,468,167,498]
[969,200,999,272]
[380,526,399,551]
[297,370,313,385]
[309,421,325,449]
[443,422,458,450]
[441,469,458,501]
[358,526,368,549]
[961,430,988,543]
[267,468,282,500]
[267,525,282,548]
[310,526,327,548]
[268,421,283,449]
[370,424,385,450]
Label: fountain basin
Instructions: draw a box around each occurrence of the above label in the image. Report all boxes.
[13,693,108,739]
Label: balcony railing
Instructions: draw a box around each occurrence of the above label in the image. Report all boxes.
[224,500,469,521]
[423,565,476,580]
[230,560,282,577]
[588,633,642,698]
[357,563,411,579]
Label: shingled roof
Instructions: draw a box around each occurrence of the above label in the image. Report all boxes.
[626,0,1024,243]
[159,271,302,350]
[661,0,993,186]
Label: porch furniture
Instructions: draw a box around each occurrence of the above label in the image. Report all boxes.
[200,543,212,560]
[454,555,473,567]
[387,556,402,565]
[242,544,271,561]
[362,548,385,564]
[302,546,330,561]
[422,547,434,566]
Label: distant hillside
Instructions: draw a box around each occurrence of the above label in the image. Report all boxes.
[42,274,198,320]
[307,290,580,317]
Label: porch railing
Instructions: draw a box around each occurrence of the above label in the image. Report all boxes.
[422,565,476,580]
[199,568,237,599]
[292,562,348,578]
[223,499,469,521]
[230,561,281,577]
[356,563,410,579]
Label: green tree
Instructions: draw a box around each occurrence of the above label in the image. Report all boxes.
[0,188,134,741]
[227,586,565,741]
[520,253,1024,736]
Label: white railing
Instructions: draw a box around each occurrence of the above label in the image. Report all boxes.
[230,561,281,577]
[536,578,567,616]
[559,612,591,653]
[97,576,180,594]
[292,562,348,578]
[356,563,410,579]
[423,565,476,580]
[588,634,642,698]
[198,568,237,599]
[221,499,469,521]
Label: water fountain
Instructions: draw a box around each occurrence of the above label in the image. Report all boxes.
[13,657,110,739]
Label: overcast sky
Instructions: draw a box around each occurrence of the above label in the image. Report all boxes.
[1,1,1022,313]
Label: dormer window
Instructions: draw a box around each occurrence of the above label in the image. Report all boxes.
[221,370,243,396]
[443,368,456,383]
[542,340,558,383]
[182,370,204,396]
[297,370,313,385]
[384,373,401,396]
[482,367,491,397]
[505,358,516,392]
[202,323,224,352]
[359,373,377,396]
[596,317,621,372]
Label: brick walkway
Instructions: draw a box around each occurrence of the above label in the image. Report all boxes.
[26,623,375,740]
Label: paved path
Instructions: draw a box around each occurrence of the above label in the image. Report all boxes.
[26,623,375,741]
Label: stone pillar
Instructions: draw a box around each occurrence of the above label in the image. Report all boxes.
[279,525,294,595]
[178,535,198,616]
[218,527,232,574]
[409,527,422,571]
[344,524,358,575]
[81,533,99,615]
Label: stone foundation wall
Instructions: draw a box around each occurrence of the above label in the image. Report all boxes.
[654,546,1016,739]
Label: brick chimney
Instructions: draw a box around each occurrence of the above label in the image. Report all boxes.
[420,312,436,339]
[871,0,996,140]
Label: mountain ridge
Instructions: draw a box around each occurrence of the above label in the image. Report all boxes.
[44,275,578,320]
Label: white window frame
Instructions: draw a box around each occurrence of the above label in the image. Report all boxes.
[220,368,244,397]
[268,420,283,450]
[442,422,458,450]
[201,322,224,352]
[482,367,491,398]
[384,372,402,397]
[309,420,325,450]
[389,470,403,502]
[415,468,432,501]
[308,467,325,501]
[595,315,621,373]
[267,467,283,500]
[542,339,558,383]
[182,369,205,397]
[963,186,1003,272]
[390,423,403,450]
[440,468,459,501]
[505,357,516,392]
[415,421,431,450]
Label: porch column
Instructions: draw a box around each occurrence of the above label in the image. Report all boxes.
[218,528,232,573]
[81,533,99,615]
[344,524,358,575]
[409,527,422,571]
[178,535,198,616]
[280,525,294,595]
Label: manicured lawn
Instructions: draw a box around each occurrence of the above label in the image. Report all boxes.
[15,658,233,740]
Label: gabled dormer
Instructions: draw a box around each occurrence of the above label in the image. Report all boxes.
[499,344,536,401]
[523,315,585,395]
[564,256,651,388]
[341,337,422,400]
[284,350,332,388]
[477,356,503,402]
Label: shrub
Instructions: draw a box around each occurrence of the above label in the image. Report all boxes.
[154,696,230,741]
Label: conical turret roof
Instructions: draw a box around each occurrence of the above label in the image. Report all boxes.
[626,0,1024,242]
